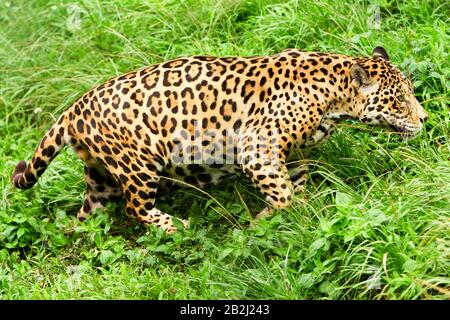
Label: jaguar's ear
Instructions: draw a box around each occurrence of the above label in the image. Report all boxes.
[350,63,373,88]
[372,46,389,61]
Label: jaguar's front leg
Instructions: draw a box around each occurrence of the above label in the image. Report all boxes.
[242,159,294,221]
[238,131,294,222]
[304,119,336,150]
[286,119,335,195]
[287,161,309,194]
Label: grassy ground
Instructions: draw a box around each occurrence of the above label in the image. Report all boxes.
[0,0,449,299]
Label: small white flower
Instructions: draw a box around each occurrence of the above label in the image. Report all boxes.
[34,107,43,114]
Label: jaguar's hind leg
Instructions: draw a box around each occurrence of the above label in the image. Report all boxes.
[120,169,189,233]
[77,157,122,220]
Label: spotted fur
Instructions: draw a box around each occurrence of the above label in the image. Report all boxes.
[12,47,428,233]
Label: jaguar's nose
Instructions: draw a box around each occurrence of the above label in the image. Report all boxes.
[420,111,429,124]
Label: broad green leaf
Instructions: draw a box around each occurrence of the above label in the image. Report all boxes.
[298,273,315,289]
[335,192,353,207]
[99,250,115,265]
[309,238,328,252]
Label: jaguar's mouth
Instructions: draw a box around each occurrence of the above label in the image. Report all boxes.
[385,117,422,140]
[388,123,422,140]
[388,123,400,132]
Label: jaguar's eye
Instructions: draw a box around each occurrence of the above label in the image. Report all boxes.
[397,94,405,102]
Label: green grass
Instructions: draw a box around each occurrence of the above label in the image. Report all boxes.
[0,0,449,299]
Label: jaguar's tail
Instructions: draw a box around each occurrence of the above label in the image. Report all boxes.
[12,114,68,189]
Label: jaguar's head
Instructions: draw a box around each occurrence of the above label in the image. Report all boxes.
[350,47,428,139]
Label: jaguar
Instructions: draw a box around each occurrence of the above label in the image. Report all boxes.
[12,46,428,233]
